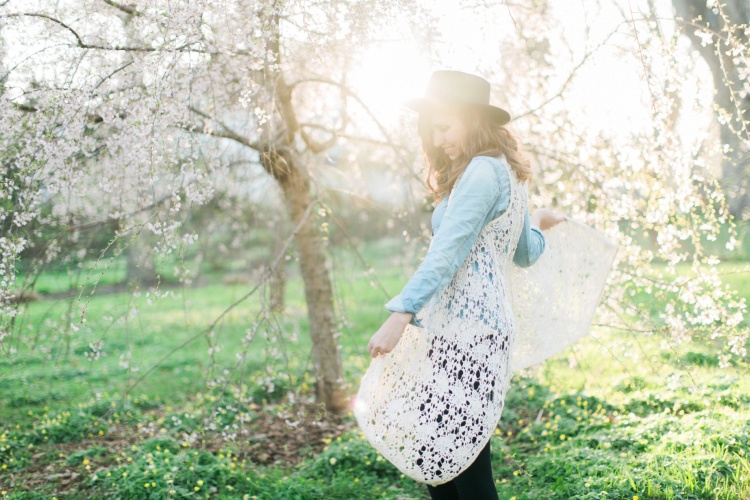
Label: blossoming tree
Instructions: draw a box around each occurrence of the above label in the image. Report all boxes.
[0,0,424,412]
[1,0,747,421]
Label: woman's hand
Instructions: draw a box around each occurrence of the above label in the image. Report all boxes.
[367,312,412,358]
[531,209,567,231]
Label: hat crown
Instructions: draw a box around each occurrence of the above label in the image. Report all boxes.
[403,69,511,125]
[424,70,491,106]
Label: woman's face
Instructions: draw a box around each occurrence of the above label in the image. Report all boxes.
[429,107,471,161]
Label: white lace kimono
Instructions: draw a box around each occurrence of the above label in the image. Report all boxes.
[354,162,618,486]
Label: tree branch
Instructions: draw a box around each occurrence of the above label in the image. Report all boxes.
[1,13,206,53]
[176,121,254,150]
[101,0,139,16]
[513,19,630,120]
[289,76,425,187]
[299,123,338,154]
[13,103,37,112]
[178,107,296,181]
[186,106,259,150]
[94,60,134,89]
[108,196,321,415]
[2,13,86,47]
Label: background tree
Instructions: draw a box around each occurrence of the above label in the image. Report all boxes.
[0,0,426,412]
[1,0,747,419]
[671,0,750,219]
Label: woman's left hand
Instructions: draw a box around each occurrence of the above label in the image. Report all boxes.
[367,312,412,358]
[531,209,568,231]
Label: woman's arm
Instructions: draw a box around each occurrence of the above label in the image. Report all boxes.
[384,156,503,325]
[512,208,566,268]
[513,208,546,267]
[370,156,502,357]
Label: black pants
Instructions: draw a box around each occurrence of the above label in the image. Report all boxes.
[425,438,499,500]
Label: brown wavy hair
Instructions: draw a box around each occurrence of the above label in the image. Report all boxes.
[417,103,532,203]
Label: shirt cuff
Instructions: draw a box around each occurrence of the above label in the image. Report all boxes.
[384,294,424,328]
[530,225,546,258]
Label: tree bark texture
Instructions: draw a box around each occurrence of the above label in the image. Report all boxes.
[672,0,750,217]
[269,150,349,413]
[253,12,349,414]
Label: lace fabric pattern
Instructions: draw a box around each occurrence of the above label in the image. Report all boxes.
[354,160,619,486]
[508,218,618,372]
[354,161,527,486]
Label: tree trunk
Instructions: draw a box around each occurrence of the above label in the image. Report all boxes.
[125,234,159,288]
[272,150,349,413]
[269,227,286,312]
[672,0,750,218]
[254,12,348,414]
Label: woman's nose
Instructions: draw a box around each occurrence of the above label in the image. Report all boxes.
[433,133,444,148]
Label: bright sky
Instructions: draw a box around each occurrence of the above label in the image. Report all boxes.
[347,0,714,145]
[0,0,714,156]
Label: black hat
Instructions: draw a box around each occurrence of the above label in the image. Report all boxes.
[403,70,511,125]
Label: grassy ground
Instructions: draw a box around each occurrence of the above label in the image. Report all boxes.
[1,237,749,499]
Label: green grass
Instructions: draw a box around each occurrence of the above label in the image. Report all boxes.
[1,237,749,499]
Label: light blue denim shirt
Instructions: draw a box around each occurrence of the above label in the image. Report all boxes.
[385,155,546,328]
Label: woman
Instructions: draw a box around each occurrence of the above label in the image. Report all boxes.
[358,70,566,500]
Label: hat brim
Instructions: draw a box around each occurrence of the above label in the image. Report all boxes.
[403,97,511,125]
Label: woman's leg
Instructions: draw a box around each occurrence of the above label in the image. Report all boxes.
[426,478,460,500]
[426,438,498,500]
[453,438,498,499]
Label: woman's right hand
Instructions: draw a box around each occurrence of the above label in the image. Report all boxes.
[531,209,567,230]
[367,312,411,358]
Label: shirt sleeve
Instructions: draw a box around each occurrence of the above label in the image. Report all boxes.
[384,156,502,327]
[512,208,546,267]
